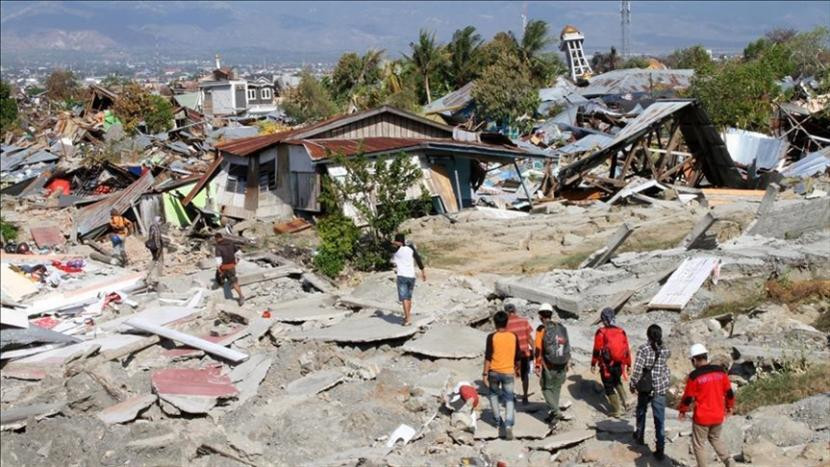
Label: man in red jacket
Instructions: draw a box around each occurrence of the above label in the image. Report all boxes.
[591,307,631,418]
[678,343,735,467]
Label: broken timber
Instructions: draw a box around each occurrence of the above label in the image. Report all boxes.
[647,257,719,310]
[124,318,249,363]
[579,224,633,268]
[679,213,716,250]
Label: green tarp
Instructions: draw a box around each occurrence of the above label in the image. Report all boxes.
[163,181,215,227]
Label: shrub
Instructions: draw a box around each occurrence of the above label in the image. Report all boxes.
[1,217,19,242]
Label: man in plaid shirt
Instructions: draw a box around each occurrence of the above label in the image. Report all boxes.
[629,324,671,461]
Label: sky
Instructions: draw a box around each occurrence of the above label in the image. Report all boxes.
[1,1,828,60]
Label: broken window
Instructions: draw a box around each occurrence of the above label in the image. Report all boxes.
[225,164,248,194]
[259,163,277,192]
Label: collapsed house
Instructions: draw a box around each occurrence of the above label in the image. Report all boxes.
[183,106,543,220]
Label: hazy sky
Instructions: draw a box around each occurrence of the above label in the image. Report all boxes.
[1,1,828,59]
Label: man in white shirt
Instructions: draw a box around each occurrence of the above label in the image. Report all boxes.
[391,233,426,326]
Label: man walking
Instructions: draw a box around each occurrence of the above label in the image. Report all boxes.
[109,209,133,265]
[630,324,671,461]
[214,233,245,306]
[534,303,571,429]
[483,311,520,440]
[591,307,632,418]
[145,216,164,289]
[678,344,735,467]
[505,303,533,405]
[391,233,426,326]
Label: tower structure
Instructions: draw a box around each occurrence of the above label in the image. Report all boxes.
[559,25,592,82]
[621,0,631,58]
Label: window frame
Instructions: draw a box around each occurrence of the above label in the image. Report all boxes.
[246,88,257,101]
[260,87,272,100]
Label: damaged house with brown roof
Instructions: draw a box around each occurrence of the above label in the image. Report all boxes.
[183,106,542,220]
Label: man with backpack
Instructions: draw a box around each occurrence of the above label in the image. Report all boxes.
[629,324,671,461]
[678,343,735,467]
[533,303,570,429]
[591,307,631,418]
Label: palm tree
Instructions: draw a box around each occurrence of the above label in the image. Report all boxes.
[405,29,444,104]
[510,19,552,65]
[447,26,484,88]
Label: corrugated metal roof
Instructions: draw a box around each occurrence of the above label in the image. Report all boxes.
[216,106,453,157]
[288,137,538,162]
[423,82,475,115]
[780,147,830,178]
[555,133,614,156]
[723,128,789,172]
[76,171,155,237]
[581,69,694,97]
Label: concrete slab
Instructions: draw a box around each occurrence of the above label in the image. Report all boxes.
[229,354,272,406]
[97,394,157,425]
[593,418,636,433]
[292,313,434,343]
[402,325,486,359]
[284,369,344,396]
[536,429,596,451]
[270,295,349,323]
[475,411,551,440]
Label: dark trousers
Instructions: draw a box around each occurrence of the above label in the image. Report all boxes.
[600,362,624,395]
[635,392,666,450]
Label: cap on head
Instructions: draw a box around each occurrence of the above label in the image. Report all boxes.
[690,343,708,359]
[394,233,405,244]
[504,303,517,313]
[538,303,554,312]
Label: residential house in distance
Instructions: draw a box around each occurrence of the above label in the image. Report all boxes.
[245,76,278,116]
[198,55,248,117]
[183,106,541,221]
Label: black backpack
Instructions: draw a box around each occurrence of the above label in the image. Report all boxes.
[543,321,571,366]
[636,347,660,394]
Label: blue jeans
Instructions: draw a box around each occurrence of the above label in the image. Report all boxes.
[635,392,666,449]
[396,276,415,301]
[487,372,515,428]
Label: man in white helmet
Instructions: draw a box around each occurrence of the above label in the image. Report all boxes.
[678,343,735,467]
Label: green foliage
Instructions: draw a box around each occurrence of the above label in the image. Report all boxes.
[101,74,129,88]
[622,56,651,69]
[25,86,45,96]
[145,95,174,134]
[313,188,361,278]
[405,29,447,104]
[736,363,830,414]
[667,45,714,74]
[472,53,540,132]
[45,69,79,102]
[444,26,484,88]
[513,19,562,86]
[690,27,830,132]
[1,217,19,242]
[318,151,431,272]
[0,81,18,134]
[113,83,173,135]
[327,50,385,111]
[283,70,338,124]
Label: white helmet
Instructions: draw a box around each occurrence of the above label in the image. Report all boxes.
[538,303,554,312]
[690,343,708,358]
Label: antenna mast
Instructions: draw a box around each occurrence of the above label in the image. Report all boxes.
[620,0,631,58]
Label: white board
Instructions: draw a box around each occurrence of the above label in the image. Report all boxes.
[647,257,719,310]
[1,264,39,302]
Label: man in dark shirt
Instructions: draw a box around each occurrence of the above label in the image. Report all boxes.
[214,233,245,306]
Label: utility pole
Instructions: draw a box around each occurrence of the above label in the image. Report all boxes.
[620,0,631,59]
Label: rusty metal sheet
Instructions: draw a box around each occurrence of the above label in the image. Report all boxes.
[30,223,65,248]
[76,171,154,237]
[151,367,238,397]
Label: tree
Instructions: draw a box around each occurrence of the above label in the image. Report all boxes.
[591,47,622,73]
[0,81,18,134]
[444,26,484,88]
[666,45,714,74]
[112,83,174,135]
[45,69,79,103]
[472,53,540,132]
[319,151,430,272]
[765,28,798,44]
[622,56,651,69]
[282,71,338,124]
[405,30,446,104]
[510,19,562,85]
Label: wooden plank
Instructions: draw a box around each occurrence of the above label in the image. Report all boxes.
[579,224,633,268]
[124,318,249,363]
[679,213,716,249]
[429,166,458,212]
[647,257,719,310]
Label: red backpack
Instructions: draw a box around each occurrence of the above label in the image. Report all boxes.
[600,327,629,365]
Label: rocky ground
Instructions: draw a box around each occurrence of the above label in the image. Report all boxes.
[1,191,829,466]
